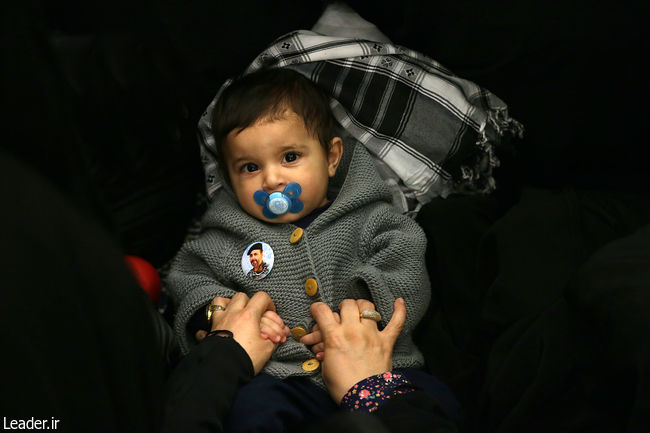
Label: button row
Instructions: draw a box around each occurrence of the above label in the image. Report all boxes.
[290,227,319,372]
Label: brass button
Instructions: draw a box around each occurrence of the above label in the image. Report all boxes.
[302,358,320,372]
[291,327,307,341]
[304,278,318,296]
[290,228,304,244]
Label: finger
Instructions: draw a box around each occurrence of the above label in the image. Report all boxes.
[246,291,276,318]
[311,342,324,354]
[209,297,231,323]
[355,299,376,314]
[260,316,286,343]
[209,297,232,329]
[356,299,379,327]
[381,298,406,342]
[260,332,286,342]
[262,310,286,329]
[309,302,338,329]
[260,316,284,333]
[316,351,324,361]
[260,332,283,343]
[328,308,341,324]
[210,296,231,308]
[311,323,320,333]
[227,292,250,312]
[338,299,359,325]
[300,330,322,346]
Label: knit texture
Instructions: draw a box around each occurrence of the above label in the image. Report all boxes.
[167,143,431,384]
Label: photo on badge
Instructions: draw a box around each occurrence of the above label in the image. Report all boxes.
[241,241,274,280]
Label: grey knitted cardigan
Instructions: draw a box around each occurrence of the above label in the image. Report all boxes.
[167,144,431,382]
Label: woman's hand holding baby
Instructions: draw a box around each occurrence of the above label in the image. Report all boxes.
[308,298,407,404]
[207,292,289,374]
[196,295,290,345]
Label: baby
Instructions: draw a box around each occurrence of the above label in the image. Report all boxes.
[167,67,434,431]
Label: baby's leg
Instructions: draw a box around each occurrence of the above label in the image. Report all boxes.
[226,374,336,433]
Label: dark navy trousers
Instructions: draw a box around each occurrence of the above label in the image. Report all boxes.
[225,368,460,433]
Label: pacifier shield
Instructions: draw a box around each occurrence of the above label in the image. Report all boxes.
[253,182,304,218]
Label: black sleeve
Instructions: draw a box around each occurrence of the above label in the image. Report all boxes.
[374,390,459,433]
[162,336,255,433]
[298,390,458,433]
[0,151,167,433]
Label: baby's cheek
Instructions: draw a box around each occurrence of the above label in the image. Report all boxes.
[240,198,263,219]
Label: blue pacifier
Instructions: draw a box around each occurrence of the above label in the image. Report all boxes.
[253,182,304,219]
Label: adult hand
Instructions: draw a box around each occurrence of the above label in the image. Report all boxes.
[300,311,341,360]
[207,292,286,374]
[195,298,289,344]
[309,298,407,404]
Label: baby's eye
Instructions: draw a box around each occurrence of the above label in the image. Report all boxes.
[241,163,259,173]
[283,152,300,163]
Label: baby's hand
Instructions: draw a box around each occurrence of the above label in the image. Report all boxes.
[300,311,340,360]
[300,325,324,360]
[260,310,290,343]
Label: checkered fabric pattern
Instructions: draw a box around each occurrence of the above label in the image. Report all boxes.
[198,30,523,214]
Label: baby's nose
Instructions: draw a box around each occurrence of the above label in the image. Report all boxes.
[262,166,286,191]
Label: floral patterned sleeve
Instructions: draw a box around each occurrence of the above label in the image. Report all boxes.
[340,371,416,413]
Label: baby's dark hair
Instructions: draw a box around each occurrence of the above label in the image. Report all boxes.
[211,68,335,180]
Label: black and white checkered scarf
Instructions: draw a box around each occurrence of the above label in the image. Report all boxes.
[198,30,523,215]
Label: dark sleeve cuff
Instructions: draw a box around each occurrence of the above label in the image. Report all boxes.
[341,371,416,413]
[162,335,254,433]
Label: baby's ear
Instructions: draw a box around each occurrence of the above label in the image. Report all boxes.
[327,137,343,177]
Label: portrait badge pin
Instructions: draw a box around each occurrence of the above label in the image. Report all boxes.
[242,241,274,280]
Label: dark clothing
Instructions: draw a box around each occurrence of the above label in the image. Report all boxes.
[415,188,650,432]
[164,336,459,433]
[225,368,459,433]
[162,335,255,433]
[226,373,337,433]
[0,151,166,433]
[566,224,650,433]
[300,391,459,433]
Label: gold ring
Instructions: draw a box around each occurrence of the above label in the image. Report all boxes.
[206,304,226,321]
[359,310,381,322]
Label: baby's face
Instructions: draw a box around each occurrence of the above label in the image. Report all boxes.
[222,111,342,224]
